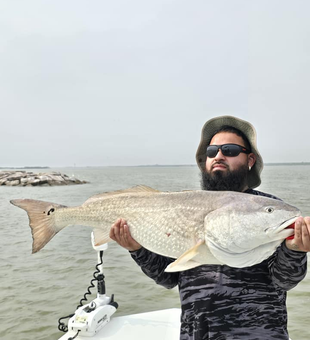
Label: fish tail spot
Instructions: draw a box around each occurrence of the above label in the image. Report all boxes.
[11,199,66,253]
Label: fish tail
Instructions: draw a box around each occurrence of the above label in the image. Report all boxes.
[10,199,67,253]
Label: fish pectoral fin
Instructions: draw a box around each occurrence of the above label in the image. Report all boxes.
[165,260,201,272]
[164,239,205,272]
[93,228,112,246]
[176,239,205,264]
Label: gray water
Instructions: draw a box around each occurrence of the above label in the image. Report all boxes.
[0,165,309,340]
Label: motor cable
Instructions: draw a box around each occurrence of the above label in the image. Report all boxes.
[57,251,104,333]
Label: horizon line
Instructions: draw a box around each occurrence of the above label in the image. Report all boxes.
[1,162,310,169]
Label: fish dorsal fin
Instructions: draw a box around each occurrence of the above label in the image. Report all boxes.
[125,185,160,193]
[83,185,160,205]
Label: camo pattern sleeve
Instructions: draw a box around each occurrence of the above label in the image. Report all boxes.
[130,247,179,289]
[268,240,307,290]
[130,189,308,340]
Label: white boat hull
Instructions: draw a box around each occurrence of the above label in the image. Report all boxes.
[59,308,181,340]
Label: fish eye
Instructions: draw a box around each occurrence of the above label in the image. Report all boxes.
[265,207,274,213]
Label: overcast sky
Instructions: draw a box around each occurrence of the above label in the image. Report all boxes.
[1,0,310,167]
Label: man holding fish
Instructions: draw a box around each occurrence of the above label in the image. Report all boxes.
[110,116,310,340]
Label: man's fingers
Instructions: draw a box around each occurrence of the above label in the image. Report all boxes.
[286,217,310,252]
[123,224,128,241]
[110,219,129,244]
[294,219,302,241]
[301,219,310,250]
[123,224,132,242]
[119,223,124,239]
[109,219,141,251]
[109,218,121,240]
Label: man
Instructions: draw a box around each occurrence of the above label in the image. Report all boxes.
[110,116,310,340]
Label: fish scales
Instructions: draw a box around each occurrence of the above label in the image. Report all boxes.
[10,186,300,271]
[73,191,207,258]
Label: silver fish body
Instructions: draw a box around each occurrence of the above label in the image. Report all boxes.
[10,186,300,271]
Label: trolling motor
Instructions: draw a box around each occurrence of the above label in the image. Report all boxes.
[66,233,118,337]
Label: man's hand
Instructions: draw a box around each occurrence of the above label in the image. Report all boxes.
[286,216,310,252]
[109,218,142,252]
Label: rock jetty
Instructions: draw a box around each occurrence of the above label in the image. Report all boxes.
[0,171,88,186]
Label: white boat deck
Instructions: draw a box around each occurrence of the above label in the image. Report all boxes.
[59,308,181,340]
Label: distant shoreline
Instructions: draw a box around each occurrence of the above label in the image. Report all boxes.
[264,162,310,166]
[1,163,310,169]
[0,166,50,169]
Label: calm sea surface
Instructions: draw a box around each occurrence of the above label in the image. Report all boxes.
[0,165,309,340]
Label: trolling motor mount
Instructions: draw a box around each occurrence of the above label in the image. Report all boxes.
[67,234,118,337]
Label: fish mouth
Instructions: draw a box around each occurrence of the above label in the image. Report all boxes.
[265,216,300,238]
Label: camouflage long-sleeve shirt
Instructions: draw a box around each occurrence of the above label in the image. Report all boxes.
[130,189,307,340]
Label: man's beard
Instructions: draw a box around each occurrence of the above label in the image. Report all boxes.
[200,163,248,192]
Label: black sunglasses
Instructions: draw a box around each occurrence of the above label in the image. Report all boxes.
[206,144,250,158]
